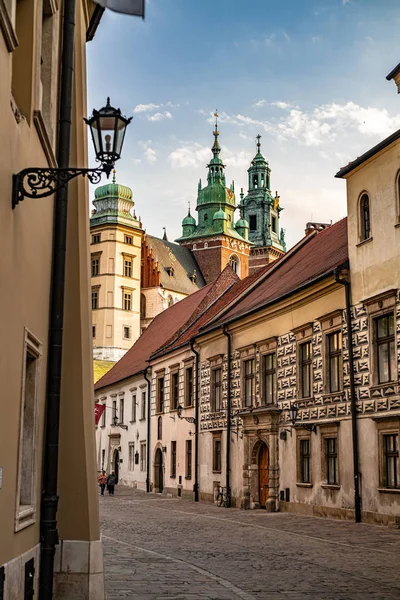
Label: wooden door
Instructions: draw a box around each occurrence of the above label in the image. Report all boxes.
[258,444,269,507]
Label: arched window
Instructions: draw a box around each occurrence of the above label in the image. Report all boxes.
[253,174,258,188]
[228,254,240,275]
[157,416,162,440]
[140,293,146,318]
[360,193,371,241]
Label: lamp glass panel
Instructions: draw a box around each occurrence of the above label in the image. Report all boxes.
[99,115,117,159]
[90,119,102,156]
[114,122,127,157]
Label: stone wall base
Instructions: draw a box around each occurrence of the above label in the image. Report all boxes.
[279,500,399,527]
[2,543,40,600]
[54,539,105,600]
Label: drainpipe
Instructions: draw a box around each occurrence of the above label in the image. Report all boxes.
[222,326,232,507]
[334,268,362,523]
[190,339,200,502]
[39,0,76,598]
[144,368,152,493]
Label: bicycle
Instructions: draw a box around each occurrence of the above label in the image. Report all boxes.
[216,486,230,508]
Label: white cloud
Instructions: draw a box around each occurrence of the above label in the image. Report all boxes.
[133,103,160,113]
[168,143,210,168]
[283,31,290,42]
[144,147,157,163]
[314,102,400,138]
[253,99,266,108]
[271,101,295,110]
[342,0,350,5]
[148,111,173,122]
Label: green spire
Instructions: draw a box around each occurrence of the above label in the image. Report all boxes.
[207,111,226,186]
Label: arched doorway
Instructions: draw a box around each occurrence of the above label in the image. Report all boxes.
[154,448,163,493]
[114,450,120,484]
[258,443,269,508]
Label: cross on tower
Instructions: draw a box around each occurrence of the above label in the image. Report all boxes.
[256,134,262,151]
[214,109,218,128]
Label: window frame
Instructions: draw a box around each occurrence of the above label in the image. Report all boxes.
[91,287,99,310]
[122,289,132,311]
[211,367,222,412]
[171,441,177,478]
[296,433,311,485]
[262,352,276,405]
[185,439,192,480]
[299,340,313,399]
[376,420,400,491]
[359,192,371,241]
[213,436,222,473]
[128,442,135,472]
[140,442,146,472]
[156,376,164,414]
[184,365,194,407]
[131,394,137,423]
[326,330,342,394]
[170,370,179,411]
[243,358,255,408]
[375,313,396,384]
[320,425,340,488]
[91,254,100,277]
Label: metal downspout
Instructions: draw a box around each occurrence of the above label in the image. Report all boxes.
[39,0,76,597]
[190,340,200,502]
[144,368,151,493]
[335,269,362,523]
[222,326,232,507]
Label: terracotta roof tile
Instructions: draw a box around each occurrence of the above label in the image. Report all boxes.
[94,283,213,390]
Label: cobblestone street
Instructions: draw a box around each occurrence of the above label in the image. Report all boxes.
[100,486,400,600]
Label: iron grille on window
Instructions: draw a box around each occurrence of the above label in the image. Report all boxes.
[376,314,395,384]
[300,341,312,398]
[263,353,276,404]
[383,433,399,489]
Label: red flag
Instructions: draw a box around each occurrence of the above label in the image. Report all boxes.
[94,403,106,425]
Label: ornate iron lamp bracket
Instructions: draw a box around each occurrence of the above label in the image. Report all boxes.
[12,165,111,209]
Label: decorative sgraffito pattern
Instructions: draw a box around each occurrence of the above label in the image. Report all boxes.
[199,294,400,430]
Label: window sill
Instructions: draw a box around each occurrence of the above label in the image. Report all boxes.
[321,484,340,490]
[321,392,344,402]
[185,476,192,480]
[395,222,400,229]
[15,506,36,532]
[129,420,136,424]
[296,483,313,488]
[378,487,400,494]
[370,382,397,392]
[356,237,373,248]
[183,404,194,409]
[170,475,176,479]
[212,470,222,474]
[139,417,146,421]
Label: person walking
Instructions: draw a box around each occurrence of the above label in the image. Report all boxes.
[98,470,107,496]
[107,471,117,496]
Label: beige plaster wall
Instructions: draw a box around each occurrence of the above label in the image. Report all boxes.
[345,140,400,305]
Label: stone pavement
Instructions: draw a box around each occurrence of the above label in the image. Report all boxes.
[100,486,400,600]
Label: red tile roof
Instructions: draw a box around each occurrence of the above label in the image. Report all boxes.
[94,283,213,390]
[206,218,348,330]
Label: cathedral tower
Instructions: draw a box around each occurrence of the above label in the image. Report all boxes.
[177,115,251,283]
[90,172,144,361]
[239,135,286,274]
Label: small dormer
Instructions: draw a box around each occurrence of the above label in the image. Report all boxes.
[166,266,175,277]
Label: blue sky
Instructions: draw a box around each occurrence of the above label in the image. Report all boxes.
[87,0,400,249]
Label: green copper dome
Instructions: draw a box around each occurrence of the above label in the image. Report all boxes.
[94,171,133,201]
[236,217,249,229]
[213,207,228,221]
[182,210,196,226]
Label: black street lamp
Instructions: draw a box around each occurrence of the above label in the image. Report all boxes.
[12,97,132,208]
[289,403,317,433]
[112,413,128,431]
[177,404,196,424]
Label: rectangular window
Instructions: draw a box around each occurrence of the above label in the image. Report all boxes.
[128,443,135,471]
[244,359,255,407]
[299,439,310,483]
[157,377,164,413]
[171,372,179,410]
[271,215,277,233]
[185,366,193,406]
[125,235,133,245]
[383,433,399,489]
[300,341,312,398]
[171,441,177,478]
[123,326,131,339]
[140,442,146,472]
[123,291,132,311]
[131,395,136,422]
[249,215,257,232]
[91,256,100,276]
[326,438,338,485]
[112,400,117,425]
[376,314,395,384]
[101,402,106,427]
[327,332,341,393]
[92,325,96,339]
[119,398,124,424]
[185,440,192,479]
[92,289,99,310]
[92,233,101,244]
[211,368,222,412]
[213,438,222,472]
[101,449,105,470]
[124,257,133,278]
[141,391,146,420]
[263,353,276,405]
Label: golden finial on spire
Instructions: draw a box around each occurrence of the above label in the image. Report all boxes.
[112,169,116,184]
